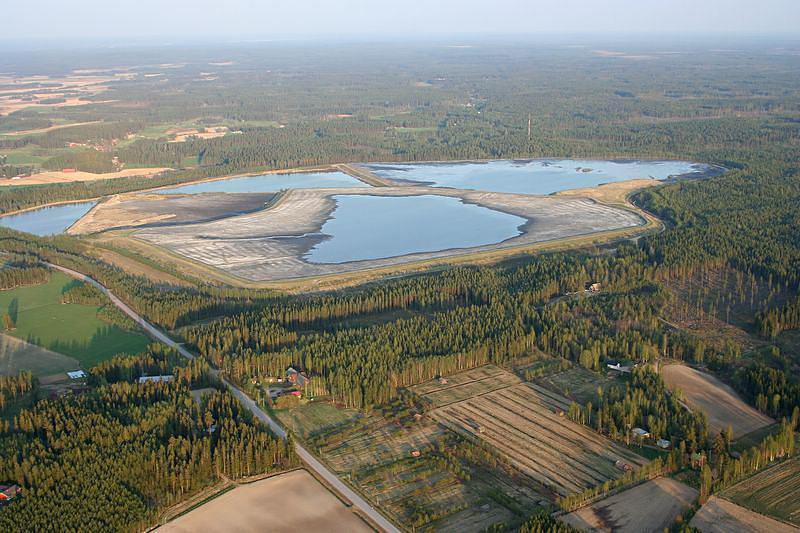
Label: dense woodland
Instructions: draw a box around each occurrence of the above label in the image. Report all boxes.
[0,347,296,532]
[0,40,799,530]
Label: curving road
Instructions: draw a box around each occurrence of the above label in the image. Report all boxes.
[46,262,400,533]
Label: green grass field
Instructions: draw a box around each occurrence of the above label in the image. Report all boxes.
[0,272,150,370]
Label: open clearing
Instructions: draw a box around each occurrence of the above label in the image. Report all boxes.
[425,371,649,497]
[0,272,149,368]
[535,367,617,405]
[560,477,698,533]
[1,167,170,187]
[722,456,800,527]
[660,364,773,437]
[690,496,799,533]
[158,469,370,533]
[0,332,80,376]
[133,186,644,282]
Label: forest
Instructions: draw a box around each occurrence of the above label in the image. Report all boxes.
[0,39,798,531]
[0,346,297,532]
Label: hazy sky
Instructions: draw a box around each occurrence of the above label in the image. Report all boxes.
[7,0,800,41]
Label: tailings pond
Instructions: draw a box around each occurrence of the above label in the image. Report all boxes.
[363,159,722,195]
[0,201,97,236]
[155,170,366,194]
[305,194,526,263]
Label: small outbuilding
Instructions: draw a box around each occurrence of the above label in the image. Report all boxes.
[657,439,671,449]
[0,484,21,501]
[67,370,87,380]
[138,375,174,384]
[632,427,651,439]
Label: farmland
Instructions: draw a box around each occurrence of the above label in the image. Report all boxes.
[410,364,521,408]
[560,477,698,533]
[722,456,800,527]
[660,364,773,437]
[534,366,617,405]
[690,496,798,533]
[0,271,150,369]
[0,332,79,376]
[310,408,545,531]
[158,469,371,533]
[428,382,649,497]
[274,401,360,440]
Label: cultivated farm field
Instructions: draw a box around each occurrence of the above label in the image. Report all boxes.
[561,477,698,533]
[312,411,544,531]
[158,469,371,533]
[661,364,773,437]
[0,272,149,369]
[411,364,521,408]
[428,380,649,497]
[690,496,798,533]
[722,456,800,527]
[0,332,80,376]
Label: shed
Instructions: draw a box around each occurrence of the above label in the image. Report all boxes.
[632,427,650,439]
[138,375,174,384]
[0,485,21,501]
[657,439,671,449]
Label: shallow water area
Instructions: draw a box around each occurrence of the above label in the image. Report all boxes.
[305,194,526,263]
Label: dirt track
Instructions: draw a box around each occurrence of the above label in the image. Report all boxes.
[661,365,773,437]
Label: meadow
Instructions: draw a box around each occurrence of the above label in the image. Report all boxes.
[0,272,149,371]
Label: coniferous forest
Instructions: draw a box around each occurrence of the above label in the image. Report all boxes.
[0,38,799,531]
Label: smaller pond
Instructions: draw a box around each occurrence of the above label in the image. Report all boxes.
[305,194,526,264]
[364,159,721,195]
[155,171,366,194]
[0,201,97,236]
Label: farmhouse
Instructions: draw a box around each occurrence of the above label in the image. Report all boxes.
[286,367,310,387]
[632,427,650,439]
[0,484,21,501]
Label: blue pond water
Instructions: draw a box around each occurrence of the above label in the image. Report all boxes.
[305,194,526,264]
[155,171,365,194]
[0,201,97,236]
[364,159,718,195]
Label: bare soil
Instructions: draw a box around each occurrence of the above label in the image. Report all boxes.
[690,496,798,533]
[157,469,371,533]
[561,477,698,533]
[1,168,169,187]
[660,364,773,437]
